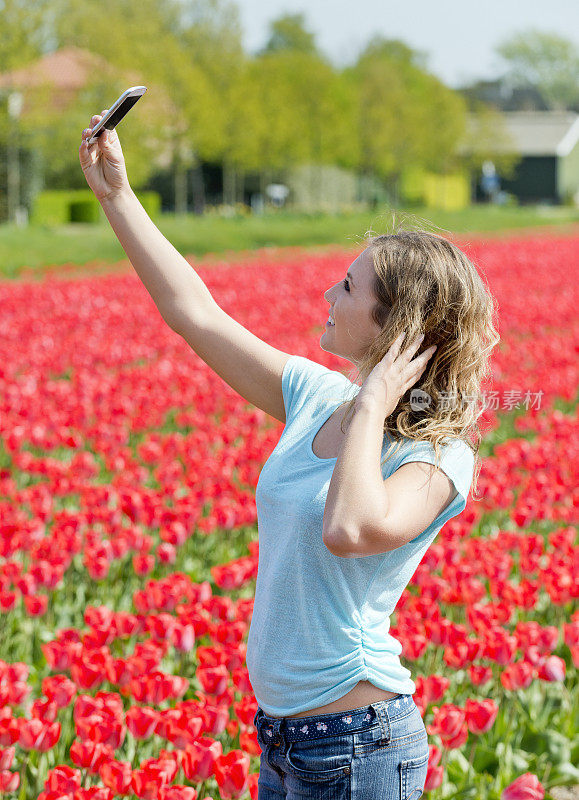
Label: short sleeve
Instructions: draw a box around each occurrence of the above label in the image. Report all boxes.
[389,437,475,544]
[281,355,352,427]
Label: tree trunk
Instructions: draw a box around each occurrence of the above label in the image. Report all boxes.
[191,161,205,215]
[174,159,188,214]
[223,163,236,206]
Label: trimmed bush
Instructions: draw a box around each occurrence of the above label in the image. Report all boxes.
[69,198,101,223]
[30,189,161,225]
[31,190,101,225]
[134,191,161,218]
[31,191,75,226]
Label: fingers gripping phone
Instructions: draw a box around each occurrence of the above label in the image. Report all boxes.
[87,86,147,145]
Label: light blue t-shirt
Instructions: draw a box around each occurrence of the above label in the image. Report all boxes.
[246,355,474,717]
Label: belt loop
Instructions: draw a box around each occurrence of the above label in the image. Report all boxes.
[271,718,283,740]
[260,715,284,745]
[370,701,391,744]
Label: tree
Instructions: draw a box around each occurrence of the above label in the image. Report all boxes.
[176,0,244,88]
[233,52,356,168]
[458,100,521,179]
[261,13,318,56]
[216,48,359,204]
[495,30,579,111]
[174,0,246,208]
[349,37,467,195]
[49,0,232,207]
[356,35,428,71]
[0,0,52,72]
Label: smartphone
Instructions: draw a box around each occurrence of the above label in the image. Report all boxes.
[87,86,147,145]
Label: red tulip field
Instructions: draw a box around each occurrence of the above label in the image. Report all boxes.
[0,233,577,800]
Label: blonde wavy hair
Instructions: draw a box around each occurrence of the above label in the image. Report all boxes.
[339,220,500,502]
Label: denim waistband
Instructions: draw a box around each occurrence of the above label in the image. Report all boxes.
[254,694,414,743]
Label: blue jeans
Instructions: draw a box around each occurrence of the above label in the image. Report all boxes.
[253,693,429,799]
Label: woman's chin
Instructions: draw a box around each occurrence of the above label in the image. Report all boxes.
[319,336,336,357]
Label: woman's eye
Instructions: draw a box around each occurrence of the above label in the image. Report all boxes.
[343,278,350,292]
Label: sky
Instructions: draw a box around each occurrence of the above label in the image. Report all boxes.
[235,0,579,88]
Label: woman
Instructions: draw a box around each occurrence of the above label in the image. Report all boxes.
[80,115,499,800]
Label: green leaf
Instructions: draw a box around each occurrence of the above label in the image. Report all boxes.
[519,729,550,754]
[545,731,571,764]
[547,761,579,785]
[472,743,501,775]
[510,748,531,771]
[446,750,473,784]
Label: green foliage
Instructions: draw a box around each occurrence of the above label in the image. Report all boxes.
[458,100,522,179]
[134,191,162,218]
[30,189,98,225]
[69,197,100,223]
[495,29,579,111]
[228,50,359,172]
[349,36,467,179]
[1,205,578,279]
[0,0,52,71]
[357,36,429,70]
[3,0,241,200]
[261,12,319,56]
[2,4,564,205]
[28,188,160,226]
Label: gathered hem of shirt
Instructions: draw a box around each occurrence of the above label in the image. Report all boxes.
[250,647,416,717]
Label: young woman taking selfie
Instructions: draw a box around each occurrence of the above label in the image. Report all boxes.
[80,113,499,800]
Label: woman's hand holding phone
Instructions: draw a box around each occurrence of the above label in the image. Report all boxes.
[79,110,131,203]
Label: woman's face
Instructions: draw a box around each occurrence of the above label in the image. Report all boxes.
[320,247,384,365]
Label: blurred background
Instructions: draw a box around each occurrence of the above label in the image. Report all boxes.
[0,0,578,241]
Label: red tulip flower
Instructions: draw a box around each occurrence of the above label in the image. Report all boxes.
[239,728,260,757]
[6,680,31,706]
[157,543,177,564]
[0,746,15,770]
[501,772,545,799]
[233,696,259,728]
[31,698,59,723]
[133,554,155,576]
[468,665,493,686]
[44,764,82,794]
[18,718,61,752]
[73,788,114,800]
[0,769,19,793]
[173,622,196,653]
[70,740,115,774]
[166,713,203,750]
[132,759,177,800]
[100,759,133,795]
[213,750,251,800]
[0,590,18,612]
[126,706,159,740]
[537,655,566,682]
[42,675,77,708]
[182,737,223,782]
[501,661,534,690]
[427,704,468,749]
[159,787,198,800]
[71,647,111,691]
[24,593,48,616]
[197,664,229,696]
[464,698,499,735]
[0,714,20,747]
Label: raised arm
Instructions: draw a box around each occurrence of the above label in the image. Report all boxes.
[79,111,216,320]
[79,112,291,423]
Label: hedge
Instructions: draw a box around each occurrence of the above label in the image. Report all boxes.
[30,190,161,225]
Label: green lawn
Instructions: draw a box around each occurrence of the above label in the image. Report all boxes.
[1,204,578,279]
